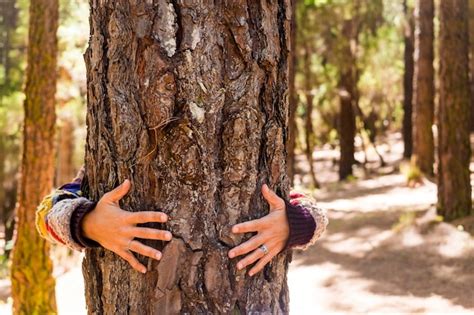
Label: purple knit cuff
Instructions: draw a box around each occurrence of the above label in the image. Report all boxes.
[70,200,100,248]
[285,200,317,249]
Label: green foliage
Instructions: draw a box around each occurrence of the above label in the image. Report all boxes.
[294,0,406,150]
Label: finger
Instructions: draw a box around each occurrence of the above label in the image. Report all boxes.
[262,184,284,211]
[228,235,263,258]
[130,227,172,241]
[128,211,168,224]
[117,249,147,274]
[104,180,131,203]
[236,248,265,270]
[232,217,266,234]
[129,240,163,261]
[249,250,276,276]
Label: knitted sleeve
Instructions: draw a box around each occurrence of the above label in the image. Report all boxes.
[35,167,94,251]
[286,192,328,251]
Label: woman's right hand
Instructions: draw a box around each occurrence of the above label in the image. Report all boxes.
[82,180,172,273]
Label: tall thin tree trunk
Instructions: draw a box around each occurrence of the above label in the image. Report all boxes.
[469,0,474,131]
[56,116,75,185]
[412,0,435,175]
[82,1,291,313]
[338,19,357,181]
[304,92,319,188]
[403,0,414,159]
[302,44,319,188]
[287,0,298,185]
[10,0,58,313]
[438,0,472,221]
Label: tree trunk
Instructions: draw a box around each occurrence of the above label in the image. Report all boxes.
[287,0,298,185]
[82,1,291,314]
[56,116,75,186]
[304,92,319,188]
[412,0,435,175]
[469,0,474,132]
[302,44,319,188]
[10,0,58,313]
[438,0,472,221]
[403,0,414,159]
[338,19,357,181]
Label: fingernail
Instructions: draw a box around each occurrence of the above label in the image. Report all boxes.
[237,263,243,270]
[249,271,254,276]
[156,252,162,260]
[162,214,168,222]
[165,232,172,241]
[232,227,239,233]
[141,267,147,274]
[229,251,235,258]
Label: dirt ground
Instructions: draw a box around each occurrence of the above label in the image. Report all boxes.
[1,133,473,314]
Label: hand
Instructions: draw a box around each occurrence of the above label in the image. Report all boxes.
[82,179,172,273]
[228,184,289,276]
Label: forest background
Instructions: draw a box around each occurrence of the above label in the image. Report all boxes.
[0,0,473,313]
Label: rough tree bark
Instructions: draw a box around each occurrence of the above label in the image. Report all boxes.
[403,0,414,159]
[338,19,357,181]
[10,0,58,313]
[82,1,292,314]
[438,0,472,221]
[412,0,435,175]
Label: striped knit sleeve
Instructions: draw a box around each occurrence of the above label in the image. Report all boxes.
[35,167,91,251]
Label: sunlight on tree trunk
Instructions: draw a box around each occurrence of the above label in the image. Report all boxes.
[437,0,472,221]
[10,0,58,313]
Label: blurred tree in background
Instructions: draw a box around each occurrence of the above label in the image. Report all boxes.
[412,0,435,176]
[437,0,472,221]
[9,0,58,312]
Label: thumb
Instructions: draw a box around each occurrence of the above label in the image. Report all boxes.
[104,179,131,203]
[262,184,284,211]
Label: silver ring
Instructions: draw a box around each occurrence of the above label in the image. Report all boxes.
[259,244,269,255]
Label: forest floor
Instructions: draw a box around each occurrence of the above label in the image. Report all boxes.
[0,133,473,314]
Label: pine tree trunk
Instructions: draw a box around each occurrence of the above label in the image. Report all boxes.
[10,0,58,313]
[56,116,75,186]
[338,19,357,181]
[287,0,298,185]
[438,0,472,221]
[412,0,435,175]
[82,1,291,314]
[302,44,318,188]
[403,0,414,159]
[469,0,474,132]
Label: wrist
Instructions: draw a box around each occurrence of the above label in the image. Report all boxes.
[72,200,101,248]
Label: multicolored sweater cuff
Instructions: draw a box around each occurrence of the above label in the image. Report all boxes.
[44,197,91,251]
[35,180,95,251]
[70,200,100,248]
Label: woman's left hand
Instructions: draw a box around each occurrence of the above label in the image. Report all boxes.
[228,184,289,276]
